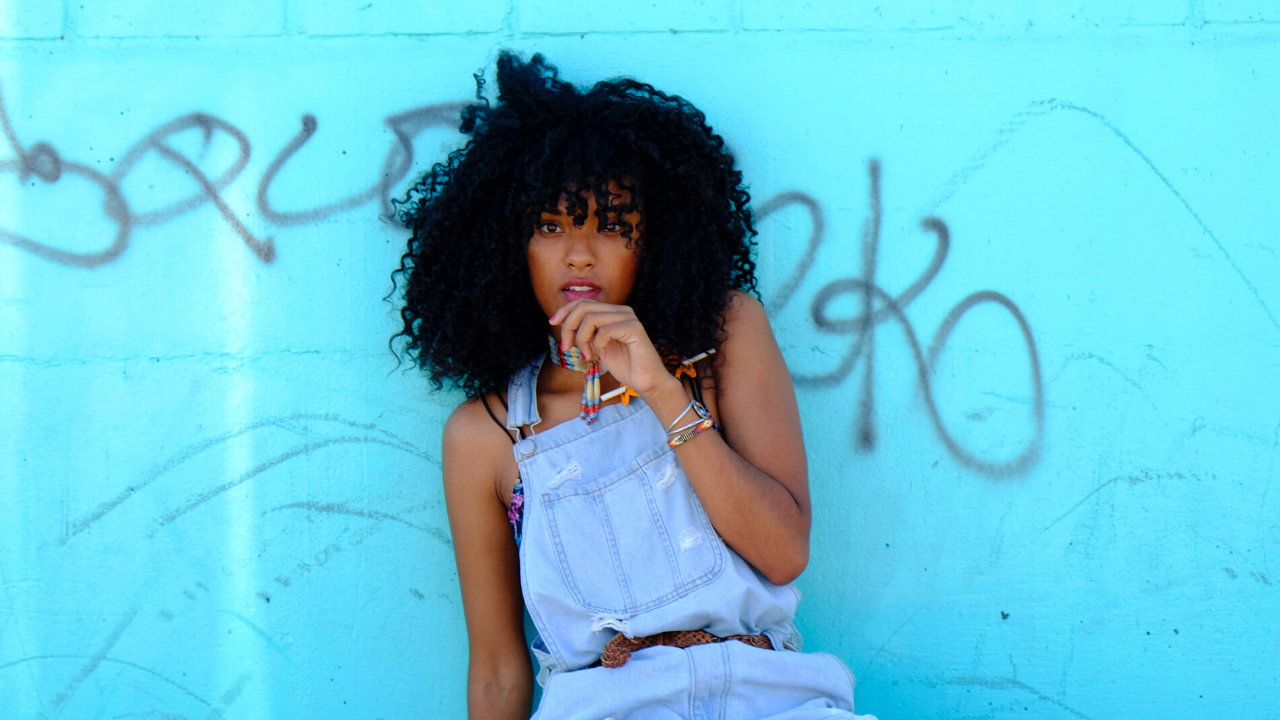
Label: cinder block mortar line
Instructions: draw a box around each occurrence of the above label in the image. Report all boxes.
[55,33,294,40]
[733,21,1214,33]
[0,350,381,367]
[299,31,513,39]
[1202,19,1280,25]
[500,23,1280,41]
[351,23,1244,38]
[7,23,1280,45]
[0,34,488,47]
[501,28,736,37]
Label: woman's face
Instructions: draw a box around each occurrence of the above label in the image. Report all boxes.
[527,183,642,318]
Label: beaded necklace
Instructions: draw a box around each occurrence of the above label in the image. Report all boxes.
[546,336,715,424]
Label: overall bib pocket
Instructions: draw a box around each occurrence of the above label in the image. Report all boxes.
[541,448,725,615]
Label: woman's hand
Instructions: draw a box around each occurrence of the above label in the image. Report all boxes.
[554,292,811,585]
[548,300,679,398]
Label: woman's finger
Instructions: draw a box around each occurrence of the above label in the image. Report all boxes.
[568,310,636,361]
[554,300,597,356]
[591,319,663,388]
[547,299,586,326]
[555,302,635,360]
[588,319,639,357]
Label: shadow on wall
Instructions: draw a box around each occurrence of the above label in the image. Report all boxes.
[0,84,1045,476]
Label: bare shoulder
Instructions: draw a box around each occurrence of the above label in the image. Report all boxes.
[442,396,515,505]
[724,288,760,312]
[444,396,500,449]
[720,290,776,354]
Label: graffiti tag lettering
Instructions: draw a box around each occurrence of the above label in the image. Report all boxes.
[760,160,1044,478]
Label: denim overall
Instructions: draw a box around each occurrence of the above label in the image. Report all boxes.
[506,359,875,719]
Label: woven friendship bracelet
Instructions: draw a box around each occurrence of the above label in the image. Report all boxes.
[668,417,716,447]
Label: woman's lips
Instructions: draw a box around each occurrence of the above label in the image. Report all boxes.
[561,283,602,301]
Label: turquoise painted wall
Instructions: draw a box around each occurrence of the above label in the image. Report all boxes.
[2,2,1277,718]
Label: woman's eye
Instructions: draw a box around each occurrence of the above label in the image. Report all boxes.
[538,222,561,234]
[601,222,623,233]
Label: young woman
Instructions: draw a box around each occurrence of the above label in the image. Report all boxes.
[394,52,875,720]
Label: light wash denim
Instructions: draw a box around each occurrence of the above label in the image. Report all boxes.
[507,358,877,719]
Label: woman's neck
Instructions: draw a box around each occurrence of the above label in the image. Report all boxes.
[538,357,624,397]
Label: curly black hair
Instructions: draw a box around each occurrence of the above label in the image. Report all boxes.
[392,51,758,398]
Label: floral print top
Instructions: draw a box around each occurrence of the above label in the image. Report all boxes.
[508,479,525,543]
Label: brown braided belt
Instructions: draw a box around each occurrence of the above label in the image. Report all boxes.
[593,630,774,668]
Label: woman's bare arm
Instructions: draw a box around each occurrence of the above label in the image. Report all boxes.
[647,291,810,584]
[442,400,532,720]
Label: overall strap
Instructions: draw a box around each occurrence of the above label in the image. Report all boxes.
[479,394,522,444]
[504,356,544,432]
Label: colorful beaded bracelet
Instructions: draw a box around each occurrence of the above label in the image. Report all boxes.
[668,417,716,448]
[666,400,715,447]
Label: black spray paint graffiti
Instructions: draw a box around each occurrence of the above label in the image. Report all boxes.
[759,160,1045,479]
[0,83,467,267]
[1,85,1042,475]
[256,103,468,226]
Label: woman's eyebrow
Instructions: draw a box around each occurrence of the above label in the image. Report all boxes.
[541,206,567,216]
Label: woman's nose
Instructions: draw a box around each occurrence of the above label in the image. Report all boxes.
[564,231,595,269]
